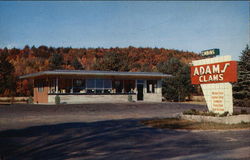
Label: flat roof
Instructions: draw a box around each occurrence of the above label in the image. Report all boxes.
[19,70,171,79]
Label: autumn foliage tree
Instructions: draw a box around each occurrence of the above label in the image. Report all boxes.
[93,52,129,71]
[71,57,84,70]
[0,49,16,96]
[0,45,201,96]
[49,53,64,70]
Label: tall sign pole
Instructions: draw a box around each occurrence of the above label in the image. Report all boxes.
[191,50,237,114]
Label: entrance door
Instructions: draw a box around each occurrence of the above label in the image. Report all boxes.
[137,84,144,101]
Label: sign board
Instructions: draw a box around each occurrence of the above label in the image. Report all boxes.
[191,61,237,84]
[191,56,237,114]
[201,49,220,57]
[201,83,233,114]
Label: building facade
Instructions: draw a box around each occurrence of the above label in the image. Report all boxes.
[20,70,170,104]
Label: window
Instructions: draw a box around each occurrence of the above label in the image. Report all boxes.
[86,79,112,93]
[124,80,135,93]
[86,79,95,88]
[73,79,85,93]
[49,79,56,93]
[147,80,157,93]
[95,79,104,93]
[113,80,123,93]
[104,79,112,93]
[137,80,144,84]
[86,79,95,93]
[36,80,44,92]
[96,79,103,89]
[38,82,43,92]
[104,79,112,89]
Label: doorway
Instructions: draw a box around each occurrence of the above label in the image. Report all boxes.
[137,84,144,101]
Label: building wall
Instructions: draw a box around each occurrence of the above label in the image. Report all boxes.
[34,86,48,103]
[48,94,137,104]
[143,93,162,102]
[141,80,162,102]
[34,78,163,104]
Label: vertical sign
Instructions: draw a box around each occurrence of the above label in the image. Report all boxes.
[191,56,237,114]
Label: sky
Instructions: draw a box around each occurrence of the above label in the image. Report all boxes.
[0,1,249,60]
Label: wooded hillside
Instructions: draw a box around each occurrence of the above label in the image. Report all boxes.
[0,45,201,96]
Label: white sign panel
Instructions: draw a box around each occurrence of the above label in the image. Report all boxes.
[192,56,234,114]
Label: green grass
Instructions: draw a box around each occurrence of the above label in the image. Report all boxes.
[183,108,249,117]
[141,118,250,130]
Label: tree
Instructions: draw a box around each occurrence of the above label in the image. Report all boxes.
[0,50,16,96]
[0,45,202,96]
[48,53,64,70]
[157,58,194,102]
[37,45,50,58]
[233,45,250,107]
[93,52,129,71]
[71,57,84,70]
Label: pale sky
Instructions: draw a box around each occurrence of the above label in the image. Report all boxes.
[0,1,249,60]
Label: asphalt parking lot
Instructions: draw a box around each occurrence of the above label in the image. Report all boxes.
[0,102,206,131]
[0,103,249,160]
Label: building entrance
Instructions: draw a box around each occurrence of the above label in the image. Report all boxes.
[137,84,144,101]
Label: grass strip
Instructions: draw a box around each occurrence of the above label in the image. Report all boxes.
[142,118,250,130]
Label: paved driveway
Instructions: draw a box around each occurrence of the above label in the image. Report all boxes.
[0,102,206,131]
[0,103,249,160]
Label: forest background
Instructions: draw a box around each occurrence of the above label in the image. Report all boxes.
[0,45,249,107]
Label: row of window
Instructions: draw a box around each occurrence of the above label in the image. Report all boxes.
[37,79,157,94]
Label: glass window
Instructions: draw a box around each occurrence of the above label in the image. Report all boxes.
[124,80,135,93]
[35,79,45,92]
[49,79,56,93]
[96,79,103,89]
[73,79,85,93]
[147,80,157,93]
[38,81,44,92]
[104,79,112,89]
[86,79,95,89]
[65,79,72,93]
[137,80,144,84]
[113,80,123,93]
[86,79,112,94]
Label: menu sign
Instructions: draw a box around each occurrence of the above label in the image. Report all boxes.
[211,91,225,112]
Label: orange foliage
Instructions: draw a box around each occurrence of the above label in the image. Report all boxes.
[0,45,202,96]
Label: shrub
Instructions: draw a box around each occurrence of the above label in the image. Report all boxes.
[183,109,219,117]
[241,109,248,114]
[234,99,245,107]
[206,112,218,117]
[183,109,200,115]
[55,95,60,105]
[27,96,33,104]
[233,111,240,115]
[128,95,133,102]
[241,121,248,124]
[233,92,246,99]
[243,99,250,108]
[219,111,229,117]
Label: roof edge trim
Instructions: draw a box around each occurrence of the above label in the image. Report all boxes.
[19,70,171,79]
